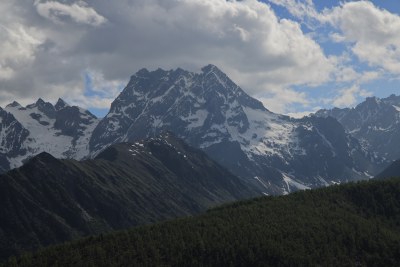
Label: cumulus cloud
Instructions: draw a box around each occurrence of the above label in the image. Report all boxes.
[332,85,372,107]
[282,0,400,77]
[335,65,382,84]
[3,0,399,115]
[34,0,107,26]
[0,24,43,80]
[71,70,126,109]
[0,0,336,113]
[258,87,310,114]
[322,1,400,75]
[84,0,334,89]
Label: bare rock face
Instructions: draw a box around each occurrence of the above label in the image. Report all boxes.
[316,94,400,162]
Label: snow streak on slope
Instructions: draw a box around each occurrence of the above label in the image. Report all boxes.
[282,173,310,195]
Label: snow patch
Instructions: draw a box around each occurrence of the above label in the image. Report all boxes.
[282,173,310,193]
[254,176,270,191]
[183,110,208,129]
[392,105,400,112]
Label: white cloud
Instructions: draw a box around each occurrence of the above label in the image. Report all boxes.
[258,87,310,114]
[114,0,334,90]
[286,110,316,118]
[0,24,43,80]
[332,85,372,108]
[67,95,116,111]
[0,0,336,113]
[334,64,382,84]
[271,0,400,104]
[322,1,400,75]
[35,1,107,26]
[84,70,125,97]
[71,70,126,110]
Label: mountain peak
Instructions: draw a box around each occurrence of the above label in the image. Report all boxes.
[26,98,49,109]
[55,98,69,111]
[201,64,224,76]
[383,94,400,105]
[6,101,22,108]
[36,98,46,106]
[201,64,218,71]
[365,96,381,105]
[135,68,150,77]
[24,151,61,168]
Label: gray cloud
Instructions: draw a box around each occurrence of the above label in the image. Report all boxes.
[35,0,107,26]
[0,0,335,113]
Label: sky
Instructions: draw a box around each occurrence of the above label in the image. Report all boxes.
[0,0,399,118]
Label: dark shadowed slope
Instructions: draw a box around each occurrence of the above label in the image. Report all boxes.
[375,159,400,180]
[0,132,255,260]
[4,177,400,266]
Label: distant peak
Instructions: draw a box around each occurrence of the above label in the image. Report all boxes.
[26,152,60,166]
[26,98,47,109]
[55,98,69,111]
[383,94,400,105]
[201,64,221,74]
[365,96,379,102]
[6,101,21,108]
[135,68,150,77]
[36,98,45,105]
[35,151,57,160]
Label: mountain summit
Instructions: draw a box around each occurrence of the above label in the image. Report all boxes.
[89,65,383,194]
[316,94,400,162]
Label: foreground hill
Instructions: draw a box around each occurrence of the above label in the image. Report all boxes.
[375,159,400,180]
[0,133,255,260]
[5,177,400,266]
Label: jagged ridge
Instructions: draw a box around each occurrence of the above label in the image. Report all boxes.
[89,65,384,194]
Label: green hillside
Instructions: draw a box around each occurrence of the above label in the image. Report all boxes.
[4,177,400,266]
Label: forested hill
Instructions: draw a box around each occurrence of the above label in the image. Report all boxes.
[375,159,400,180]
[4,177,400,266]
[0,133,255,261]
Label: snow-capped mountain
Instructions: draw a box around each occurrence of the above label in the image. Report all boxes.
[89,65,382,194]
[315,94,400,162]
[0,98,99,171]
[0,65,388,194]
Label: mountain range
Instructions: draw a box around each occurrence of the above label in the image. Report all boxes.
[1,64,400,262]
[316,94,400,162]
[0,98,98,172]
[0,65,394,195]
